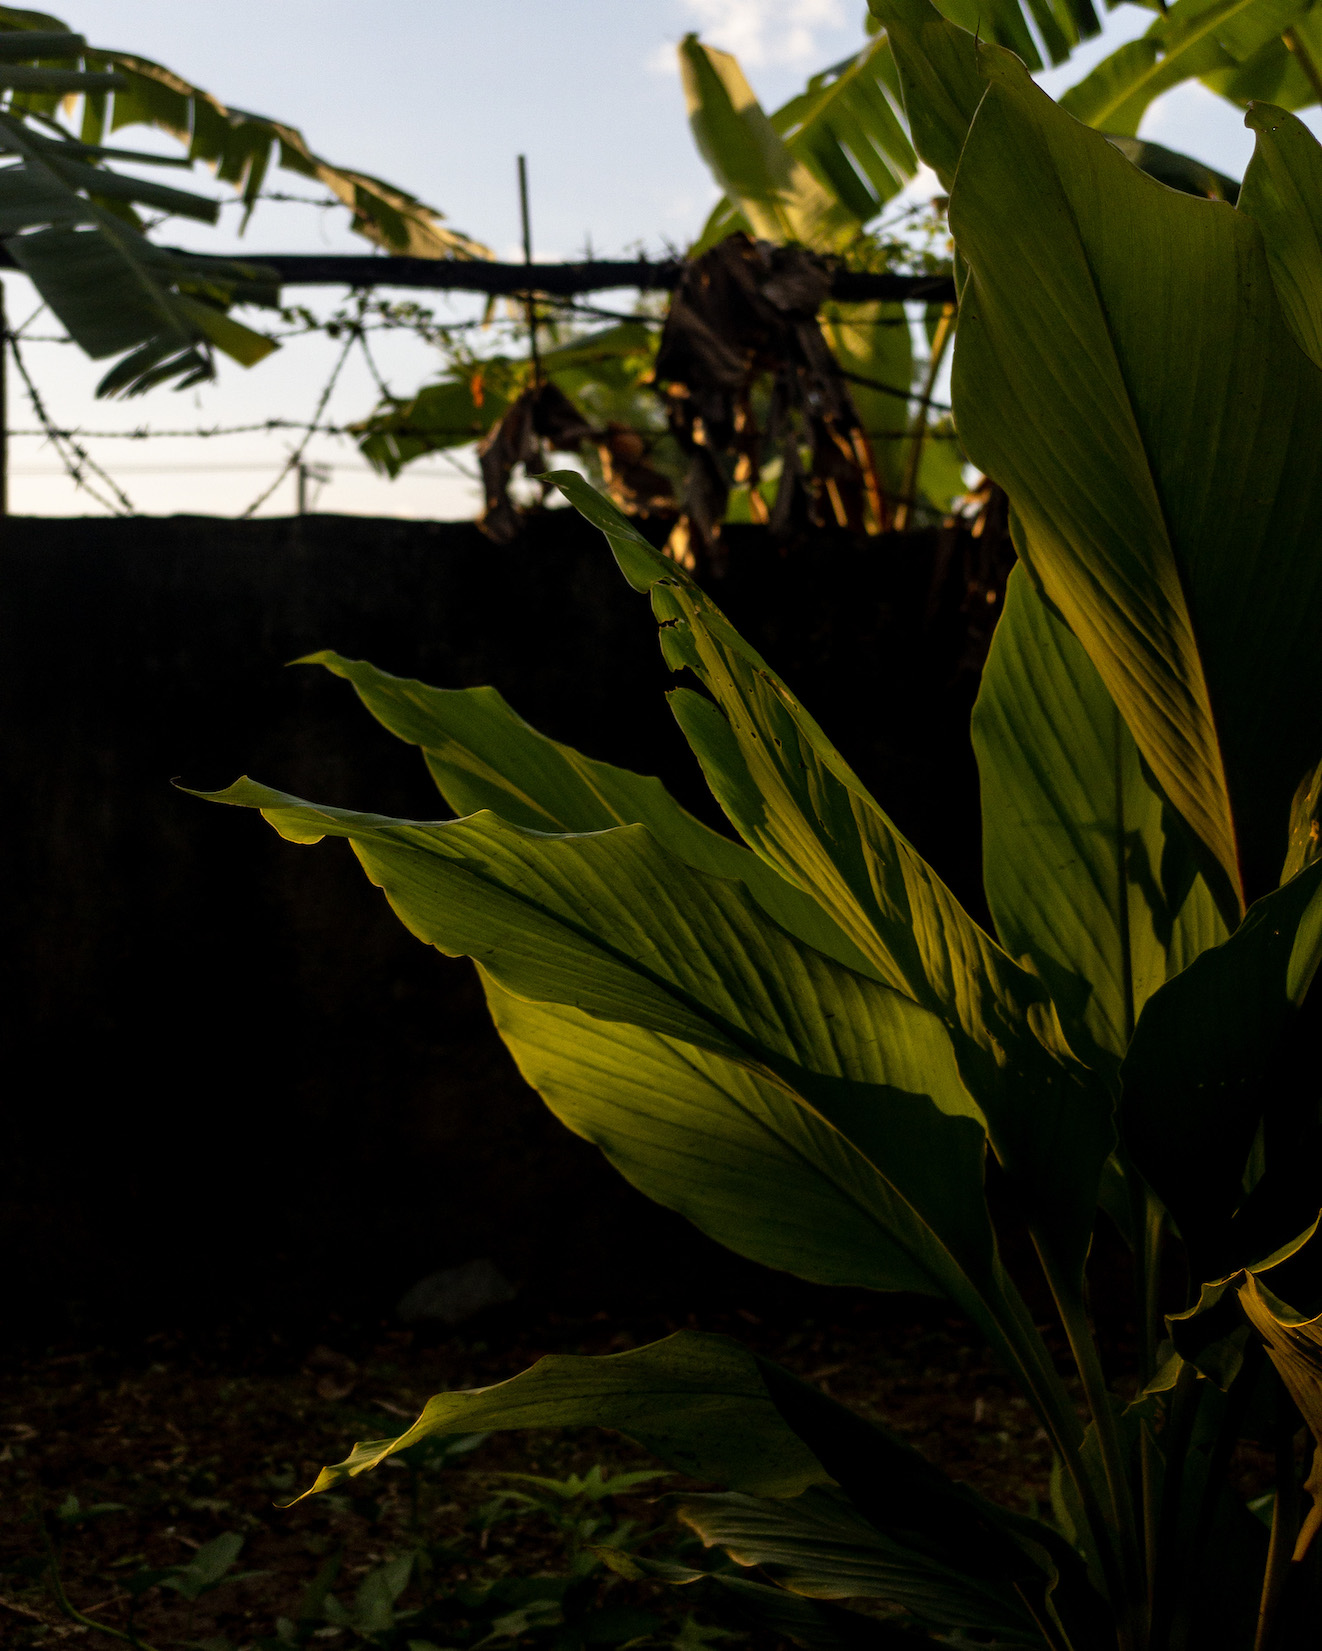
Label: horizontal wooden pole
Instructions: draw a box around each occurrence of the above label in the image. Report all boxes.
[0,245,955,305]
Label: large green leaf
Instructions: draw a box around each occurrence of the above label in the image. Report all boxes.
[300,651,1026,1302]
[1239,101,1322,367]
[973,564,1226,1073]
[871,0,985,190]
[302,650,876,977]
[546,469,1112,1289]
[948,44,1322,912]
[200,777,1073,1385]
[484,976,960,1295]
[291,1332,830,1501]
[1120,860,1322,1281]
[676,1488,1040,1640]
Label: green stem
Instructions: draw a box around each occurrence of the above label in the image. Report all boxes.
[40,1523,159,1651]
[1169,1341,1263,1651]
[1253,1399,1301,1651]
[994,1270,1136,1647]
[893,302,954,532]
[1037,1246,1146,1649]
[1150,1362,1202,1651]
[1140,1423,1160,1632]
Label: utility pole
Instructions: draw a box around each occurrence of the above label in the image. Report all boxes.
[295,458,329,514]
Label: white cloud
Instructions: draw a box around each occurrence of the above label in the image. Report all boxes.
[664,0,848,68]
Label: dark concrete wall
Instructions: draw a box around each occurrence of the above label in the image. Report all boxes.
[0,509,1006,1342]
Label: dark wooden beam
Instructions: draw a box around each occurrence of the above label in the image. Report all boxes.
[0,244,956,304]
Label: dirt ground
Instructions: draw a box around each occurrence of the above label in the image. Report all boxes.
[0,1295,1060,1650]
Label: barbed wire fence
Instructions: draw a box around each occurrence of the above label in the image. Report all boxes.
[0,246,958,521]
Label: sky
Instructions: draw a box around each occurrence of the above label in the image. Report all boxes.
[4,0,1296,520]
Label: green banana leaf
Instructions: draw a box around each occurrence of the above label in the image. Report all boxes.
[932,0,1101,71]
[691,31,918,252]
[773,37,916,220]
[680,35,856,253]
[944,41,1322,913]
[546,469,1112,1291]
[0,69,277,391]
[355,324,657,479]
[0,5,487,394]
[973,564,1226,1074]
[1058,0,1314,136]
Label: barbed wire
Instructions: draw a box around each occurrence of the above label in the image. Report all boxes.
[237,293,366,519]
[7,419,373,439]
[9,330,137,516]
[1,280,950,514]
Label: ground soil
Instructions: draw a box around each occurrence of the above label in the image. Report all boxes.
[0,1296,1060,1649]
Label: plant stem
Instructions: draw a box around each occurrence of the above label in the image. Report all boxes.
[995,1272,1136,1646]
[1037,1247,1146,1648]
[1149,1361,1202,1651]
[1170,1342,1263,1651]
[40,1523,159,1651]
[1254,1402,1301,1651]
[893,301,955,531]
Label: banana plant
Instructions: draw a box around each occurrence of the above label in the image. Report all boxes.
[1059,0,1322,137]
[199,9,1322,1645]
[0,5,486,394]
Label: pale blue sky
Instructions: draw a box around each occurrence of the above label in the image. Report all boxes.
[5,1,1292,518]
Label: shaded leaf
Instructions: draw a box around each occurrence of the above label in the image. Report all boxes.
[676,1488,1040,1639]
[1121,861,1322,1280]
[973,563,1226,1074]
[1240,101,1322,366]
